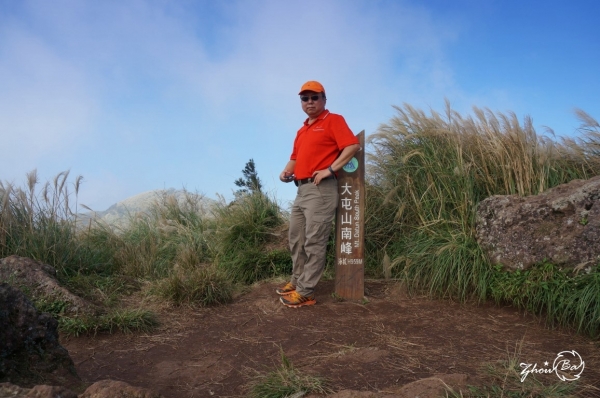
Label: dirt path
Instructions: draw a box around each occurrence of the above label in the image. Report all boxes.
[62,280,600,397]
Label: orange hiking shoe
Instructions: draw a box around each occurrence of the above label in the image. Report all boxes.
[280,291,316,308]
[275,282,296,296]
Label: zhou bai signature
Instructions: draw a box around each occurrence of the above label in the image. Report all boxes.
[520,350,585,382]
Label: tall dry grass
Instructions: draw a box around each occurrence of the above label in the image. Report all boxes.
[80,189,291,304]
[0,169,112,276]
[365,102,600,332]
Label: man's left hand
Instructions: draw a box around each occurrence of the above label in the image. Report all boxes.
[311,168,333,185]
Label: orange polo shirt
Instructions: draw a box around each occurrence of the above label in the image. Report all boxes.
[290,109,358,180]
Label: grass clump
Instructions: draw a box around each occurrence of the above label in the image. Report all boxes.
[106,190,214,280]
[34,298,70,317]
[59,308,158,337]
[64,273,139,308]
[247,347,331,398]
[149,265,233,306]
[212,192,291,284]
[489,263,600,338]
[388,229,492,301]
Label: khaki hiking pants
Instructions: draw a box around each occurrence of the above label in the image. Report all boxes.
[289,178,338,297]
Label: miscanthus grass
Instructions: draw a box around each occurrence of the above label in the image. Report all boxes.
[0,170,113,278]
[366,102,600,335]
[103,190,214,280]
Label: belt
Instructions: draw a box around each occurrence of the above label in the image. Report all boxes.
[295,176,334,186]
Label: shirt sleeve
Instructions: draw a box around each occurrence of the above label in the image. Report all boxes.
[331,114,359,149]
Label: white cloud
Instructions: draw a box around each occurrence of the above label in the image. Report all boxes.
[0,22,97,168]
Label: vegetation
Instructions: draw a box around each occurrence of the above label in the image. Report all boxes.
[365,102,600,335]
[58,309,158,337]
[246,347,331,398]
[1,103,599,342]
[212,191,291,284]
[149,265,233,306]
[234,158,263,195]
[446,343,578,397]
[489,262,600,338]
[0,163,290,332]
[0,170,114,279]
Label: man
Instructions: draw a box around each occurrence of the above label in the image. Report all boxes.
[277,80,360,308]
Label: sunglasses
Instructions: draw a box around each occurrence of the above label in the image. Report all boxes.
[300,95,322,102]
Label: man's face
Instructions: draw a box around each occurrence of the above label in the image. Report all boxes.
[300,91,326,119]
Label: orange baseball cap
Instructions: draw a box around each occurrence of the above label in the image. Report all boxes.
[299,81,325,94]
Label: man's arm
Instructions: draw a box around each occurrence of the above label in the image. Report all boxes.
[280,160,296,183]
[312,143,360,185]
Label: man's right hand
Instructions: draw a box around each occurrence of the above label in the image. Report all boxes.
[280,171,295,183]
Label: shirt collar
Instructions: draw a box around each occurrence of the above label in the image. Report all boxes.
[303,109,330,126]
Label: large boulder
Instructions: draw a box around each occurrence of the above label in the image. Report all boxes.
[0,283,79,388]
[0,256,97,316]
[305,374,467,397]
[0,382,78,398]
[79,380,164,398]
[0,380,164,398]
[476,176,600,271]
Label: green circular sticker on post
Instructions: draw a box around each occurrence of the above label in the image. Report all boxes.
[343,157,359,173]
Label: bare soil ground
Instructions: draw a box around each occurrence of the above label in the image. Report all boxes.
[61,280,600,397]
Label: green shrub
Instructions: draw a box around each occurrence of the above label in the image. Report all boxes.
[212,193,289,284]
[212,192,283,248]
[220,247,292,284]
[150,265,234,306]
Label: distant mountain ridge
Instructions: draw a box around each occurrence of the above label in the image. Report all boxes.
[78,189,217,229]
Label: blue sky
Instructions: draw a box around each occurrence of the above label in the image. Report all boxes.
[1,0,598,212]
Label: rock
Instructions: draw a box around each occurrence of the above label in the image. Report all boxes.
[0,382,28,397]
[391,373,468,397]
[306,374,467,398]
[0,382,78,398]
[0,284,79,388]
[0,256,97,316]
[476,176,600,271]
[79,380,164,398]
[317,391,379,397]
[0,380,164,398]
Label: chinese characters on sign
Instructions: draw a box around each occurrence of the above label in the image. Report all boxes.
[338,182,362,259]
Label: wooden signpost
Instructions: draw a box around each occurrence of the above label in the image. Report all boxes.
[335,130,365,300]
